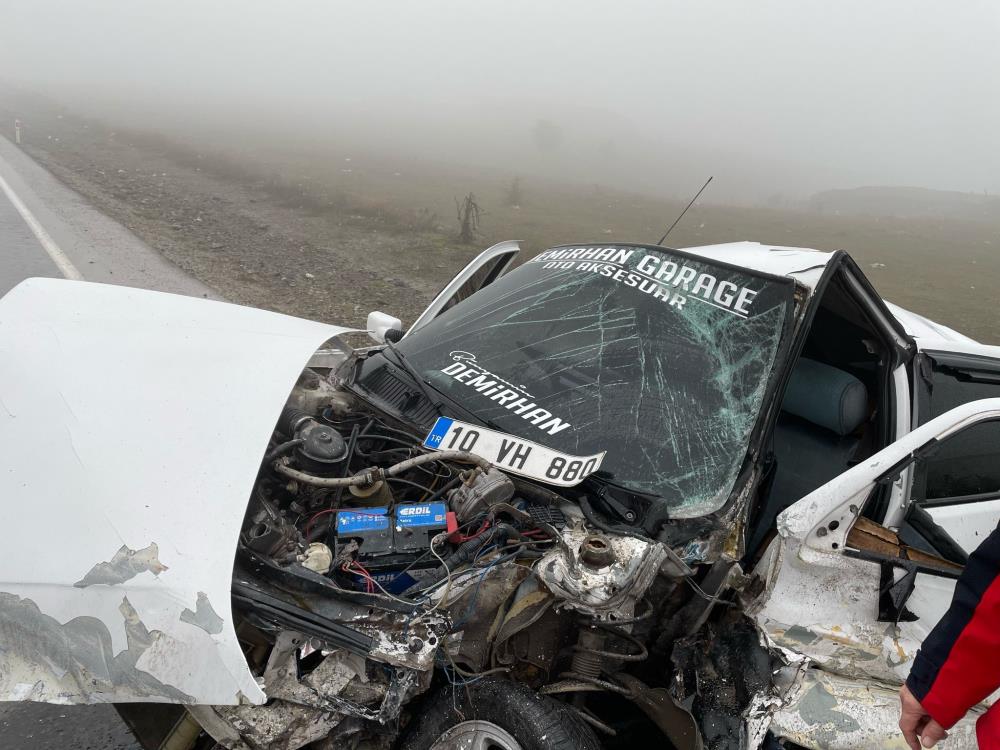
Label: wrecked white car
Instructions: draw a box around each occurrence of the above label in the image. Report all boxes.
[1,241,997,750]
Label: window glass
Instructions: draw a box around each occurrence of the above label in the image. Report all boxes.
[924,421,1000,499]
[922,362,1000,499]
[380,245,795,518]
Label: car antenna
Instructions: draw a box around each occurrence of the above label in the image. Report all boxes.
[657,176,713,245]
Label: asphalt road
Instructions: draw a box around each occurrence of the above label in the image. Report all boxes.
[0,133,216,749]
[0,173,56,291]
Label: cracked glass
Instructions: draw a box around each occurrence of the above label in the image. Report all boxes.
[394,245,794,518]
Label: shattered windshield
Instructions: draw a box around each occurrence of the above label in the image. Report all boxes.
[393,245,794,517]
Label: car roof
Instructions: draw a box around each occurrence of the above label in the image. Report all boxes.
[680,242,996,356]
[679,241,834,291]
[883,302,977,346]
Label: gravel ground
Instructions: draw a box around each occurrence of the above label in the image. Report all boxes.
[0,99,482,329]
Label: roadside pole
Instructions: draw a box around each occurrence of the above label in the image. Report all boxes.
[14,119,22,145]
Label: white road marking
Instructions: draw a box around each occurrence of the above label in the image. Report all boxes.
[0,171,83,280]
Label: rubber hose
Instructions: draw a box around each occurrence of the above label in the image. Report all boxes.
[273,449,491,488]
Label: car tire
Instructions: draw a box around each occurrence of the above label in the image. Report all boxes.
[398,677,601,750]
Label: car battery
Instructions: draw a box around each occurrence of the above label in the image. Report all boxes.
[332,501,451,593]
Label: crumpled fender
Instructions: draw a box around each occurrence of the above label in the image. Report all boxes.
[0,278,352,705]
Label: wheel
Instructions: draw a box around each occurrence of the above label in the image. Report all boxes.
[398,677,602,750]
[427,720,523,750]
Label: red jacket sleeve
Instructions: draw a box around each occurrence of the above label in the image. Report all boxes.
[906,523,1000,729]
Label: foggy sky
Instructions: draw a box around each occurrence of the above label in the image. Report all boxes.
[2,0,999,202]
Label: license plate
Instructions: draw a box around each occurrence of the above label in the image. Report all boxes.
[423,417,604,487]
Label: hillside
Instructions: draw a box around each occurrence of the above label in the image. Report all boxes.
[810,186,1000,221]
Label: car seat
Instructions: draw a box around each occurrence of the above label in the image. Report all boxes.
[747,358,870,555]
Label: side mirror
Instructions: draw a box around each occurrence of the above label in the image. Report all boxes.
[366,311,403,344]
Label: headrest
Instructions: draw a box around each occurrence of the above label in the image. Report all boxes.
[781,358,868,436]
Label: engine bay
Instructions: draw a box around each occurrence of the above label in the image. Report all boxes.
[206,362,732,750]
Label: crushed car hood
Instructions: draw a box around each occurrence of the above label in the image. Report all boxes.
[0,278,350,705]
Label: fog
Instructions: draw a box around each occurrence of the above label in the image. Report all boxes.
[2,0,999,203]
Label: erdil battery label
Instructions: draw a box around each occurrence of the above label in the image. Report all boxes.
[336,503,448,533]
[395,502,448,529]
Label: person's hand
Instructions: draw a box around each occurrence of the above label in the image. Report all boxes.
[899,684,949,749]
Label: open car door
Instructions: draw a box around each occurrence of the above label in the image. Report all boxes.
[748,398,1000,749]
[892,348,1000,551]
[405,240,520,336]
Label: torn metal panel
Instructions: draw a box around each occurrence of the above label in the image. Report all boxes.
[752,536,971,694]
[209,700,344,750]
[200,632,424,750]
[0,592,193,704]
[261,632,421,723]
[0,278,354,704]
[74,543,168,588]
[749,532,920,684]
[769,669,981,749]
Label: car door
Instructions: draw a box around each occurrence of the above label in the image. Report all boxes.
[747,398,1000,747]
[405,240,520,336]
[891,349,1000,553]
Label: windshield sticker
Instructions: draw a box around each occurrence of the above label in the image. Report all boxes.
[423,417,604,486]
[439,351,571,436]
[530,247,758,318]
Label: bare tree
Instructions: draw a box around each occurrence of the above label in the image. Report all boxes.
[506,177,523,207]
[455,193,482,244]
